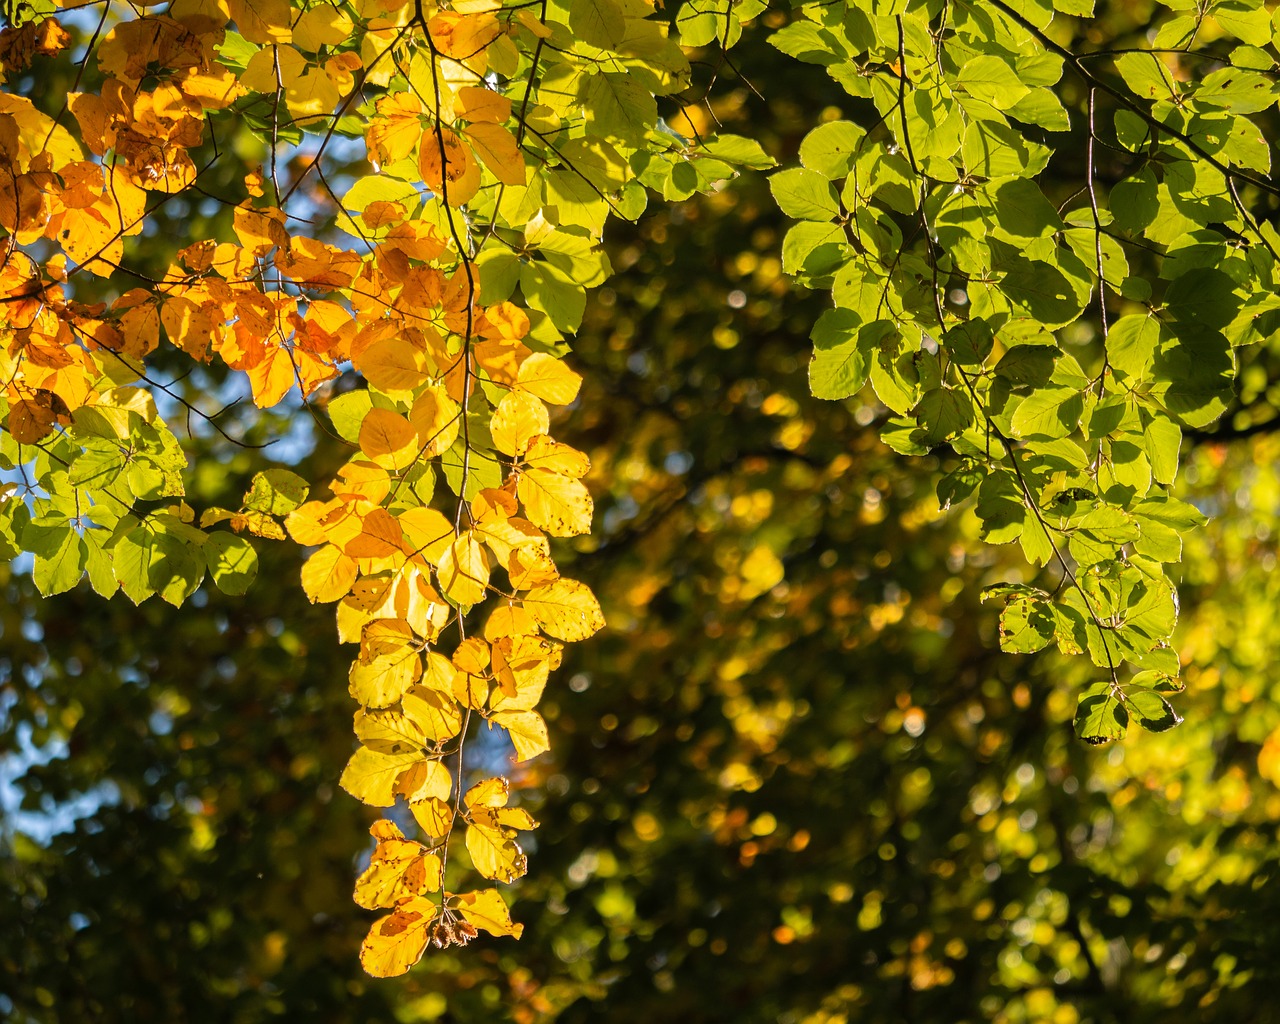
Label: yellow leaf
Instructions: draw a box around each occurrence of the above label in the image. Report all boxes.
[507,545,560,590]
[465,821,528,882]
[353,820,442,910]
[517,468,593,536]
[411,797,455,837]
[452,888,524,939]
[524,434,590,477]
[466,121,526,186]
[515,352,582,405]
[359,406,419,470]
[523,578,605,641]
[360,896,437,978]
[395,756,452,804]
[438,531,490,607]
[294,5,354,49]
[402,685,464,743]
[455,86,511,124]
[356,337,432,395]
[339,744,421,807]
[349,642,422,708]
[484,603,540,639]
[419,126,480,206]
[301,543,358,603]
[394,569,451,639]
[409,384,461,458]
[490,710,549,761]
[367,92,423,166]
[345,507,405,559]
[490,391,548,457]
[398,507,455,566]
[229,0,293,43]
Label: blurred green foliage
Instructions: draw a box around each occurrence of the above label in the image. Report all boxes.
[7,2,1280,1022]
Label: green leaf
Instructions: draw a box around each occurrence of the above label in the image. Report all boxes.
[1106,315,1160,382]
[1109,169,1159,232]
[1124,687,1182,733]
[914,387,974,447]
[1113,52,1174,101]
[799,121,864,179]
[992,179,1062,240]
[995,345,1058,387]
[699,134,775,170]
[769,21,849,65]
[769,168,840,221]
[113,525,156,605]
[809,310,877,400]
[984,585,1056,654]
[958,55,1030,110]
[975,470,1025,544]
[1074,682,1129,744]
[520,261,586,332]
[568,0,625,49]
[243,470,309,517]
[83,527,119,599]
[205,533,259,596]
[1011,387,1083,440]
[28,520,86,597]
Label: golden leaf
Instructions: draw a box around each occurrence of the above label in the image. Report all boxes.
[419,126,480,206]
[451,888,524,939]
[358,406,418,470]
[489,710,549,762]
[466,121,526,186]
[437,531,490,607]
[349,642,422,708]
[402,685,464,744]
[522,578,605,641]
[356,337,432,395]
[339,744,421,807]
[515,352,583,405]
[408,383,461,458]
[360,896,437,978]
[517,468,593,537]
[411,796,454,837]
[353,820,442,910]
[300,543,358,603]
[490,391,549,457]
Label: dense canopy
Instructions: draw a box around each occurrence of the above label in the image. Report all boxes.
[4,0,1280,1020]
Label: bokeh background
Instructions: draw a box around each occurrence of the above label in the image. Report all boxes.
[6,3,1280,1022]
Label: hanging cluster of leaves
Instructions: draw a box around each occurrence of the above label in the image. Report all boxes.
[755,0,1280,743]
[0,0,772,976]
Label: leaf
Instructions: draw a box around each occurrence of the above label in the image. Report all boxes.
[770,168,839,221]
[1074,682,1129,744]
[359,407,419,470]
[809,309,874,400]
[354,820,442,910]
[522,579,605,641]
[205,533,258,596]
[1124,687,1182,733]
[360,896,437,978]
[437,532,490,607]
[958,55,1031,110]
[798,121,864,179]
[514,353,582,405]
[340,744,422,807]
[301,544,358,604]
[452,889,523,939]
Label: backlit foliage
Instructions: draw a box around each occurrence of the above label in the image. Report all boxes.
[1,0,1277,983]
